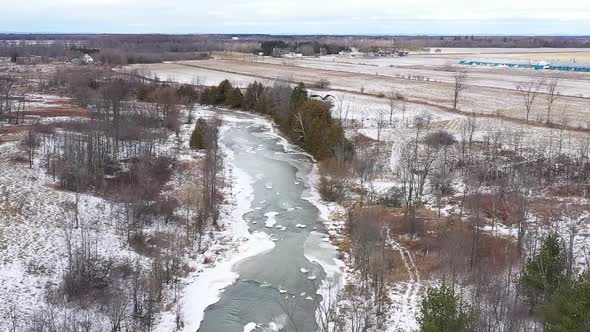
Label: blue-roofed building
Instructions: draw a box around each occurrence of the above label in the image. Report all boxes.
[459,59,590,72]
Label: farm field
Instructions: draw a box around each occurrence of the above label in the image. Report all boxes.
[124,49,590,131]
[236,54,590,97]
[122,51,590,157]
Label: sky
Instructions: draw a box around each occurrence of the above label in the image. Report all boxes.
[2,0,590,35]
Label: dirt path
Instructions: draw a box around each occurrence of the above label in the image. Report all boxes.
[386,228,421,331]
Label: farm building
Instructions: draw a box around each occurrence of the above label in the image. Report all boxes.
[459,59,590,72]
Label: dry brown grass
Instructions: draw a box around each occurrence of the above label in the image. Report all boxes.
[373,205,519,279]
[25,106,90,118]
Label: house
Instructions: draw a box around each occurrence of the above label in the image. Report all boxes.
[81,54,94,64]
[69,53,94,65]
[284,52,303,58]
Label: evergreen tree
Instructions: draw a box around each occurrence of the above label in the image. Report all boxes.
[290,82,308,110]
[418,284,476,332]
[542,270,590,331]
[190,118,209,149]
[520,233,566,307]
[243,81,265,111]
[225,87,244,108]
[292,100,351,161]
[199,87,217,105]
[215,79,233,104]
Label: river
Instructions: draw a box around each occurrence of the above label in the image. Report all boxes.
[196,110,342,332]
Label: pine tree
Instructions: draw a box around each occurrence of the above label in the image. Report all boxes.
[242,81,265,111]
[542,270,590,331]
[290,82,308,110]
[215,79,233,104]
[418,284,476,332]
[520,233,566,307]
[225,87,244,108]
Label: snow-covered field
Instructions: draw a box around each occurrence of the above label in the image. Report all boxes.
[118,63,268,88]
[247,56,590,98]
[126,57,590,127]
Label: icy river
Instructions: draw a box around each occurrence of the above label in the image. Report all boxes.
[196,110,342,332]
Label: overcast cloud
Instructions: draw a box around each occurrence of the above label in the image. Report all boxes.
[2,0,589,34]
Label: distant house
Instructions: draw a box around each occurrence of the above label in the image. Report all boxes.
[272,48,288,57]
[338,47,364,57]
[69,53,94,65]
[284,52,303,58]
[81,54,94,64]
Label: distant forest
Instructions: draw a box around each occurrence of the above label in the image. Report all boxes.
[1,34,589,65]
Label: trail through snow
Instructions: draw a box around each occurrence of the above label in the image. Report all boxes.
[386,229,421,332]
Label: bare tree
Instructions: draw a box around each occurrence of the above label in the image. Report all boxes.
[452,71,469,111]
[387,88,401,126]
[544,78,559,124]
[0,74,17,124]
[23,123,40,168]
[376,112,386,141]
[516,78,544,122]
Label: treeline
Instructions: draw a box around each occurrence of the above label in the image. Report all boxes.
[199,79,353,161]
[3,34,589,65]
[256,40,347,56]
[0,34,259,64]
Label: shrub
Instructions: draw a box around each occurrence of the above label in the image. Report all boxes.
[418,284,477,332]
[317,175,348,202]
[190,118,209,149]
[225,87,244,108]
[313,79,331,89]
[63,245,113,300]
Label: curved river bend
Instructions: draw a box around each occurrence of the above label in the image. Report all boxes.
[198,110,341,332]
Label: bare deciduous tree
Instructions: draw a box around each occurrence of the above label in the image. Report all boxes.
[544,78,559,124]
[387,88,401,126]
[453,71,469,110]
[516,78,544,122]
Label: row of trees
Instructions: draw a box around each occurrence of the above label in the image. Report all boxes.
[0,35,257,64]
[200,79,354,162]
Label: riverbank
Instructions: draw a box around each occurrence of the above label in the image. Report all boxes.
[155,109,348,331]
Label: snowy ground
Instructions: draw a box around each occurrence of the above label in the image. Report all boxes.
[119,60,590,331]
[0,104,280,331]
[0,133,145,327]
